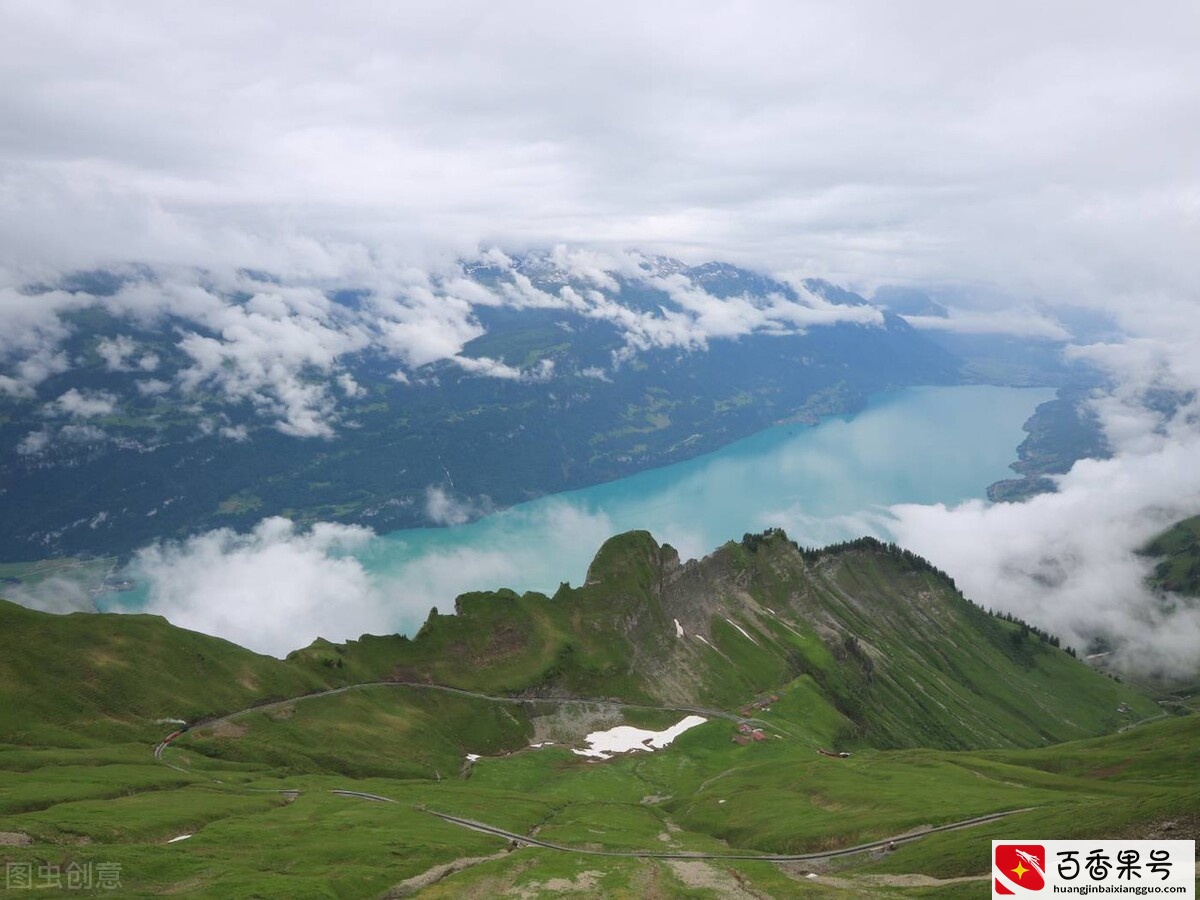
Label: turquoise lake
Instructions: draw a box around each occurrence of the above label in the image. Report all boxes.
[106,384,1051,646]
[349,384,1051,626]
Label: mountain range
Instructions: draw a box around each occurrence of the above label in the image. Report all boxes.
[0,255,1095,561]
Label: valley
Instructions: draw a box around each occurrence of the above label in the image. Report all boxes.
[0,261,1092,564]
[2,529,1193,897]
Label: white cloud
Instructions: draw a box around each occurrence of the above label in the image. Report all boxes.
[362,500,619,634]
[96,335,160,373]
[451,356,524,381]
[17,420,112,454]
[16,429,51,455]
[0,345,70,397]
[0,1,1193,301]
[492,261,888,362]
[96,335,138,371]
[657,272,884,339]
[46,388,117,418]
[452,354,555,382]
[4,576,96,615]
[0,287,79,365]
[369,288,485,370]
[550,245,622,292]
[884,439,1200,676]
[133,518,387,657]
[481,248,513,269]
[336,372,365,398]
[498,272,568,310]
[424,486,479,527]
[136,378,171,396]
[880,301,1200,676]
[170,284,370,438]
[902,309,1072,340]
[127,503,619,657]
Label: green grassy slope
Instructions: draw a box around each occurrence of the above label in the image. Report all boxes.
[293,529,1155,752]
[0,529,1189,896]
[2,528,1153,754]
[179,685,536,781]
[1,696,1193,897]
[860,715,1200,882]
[1,528,1154,757]
[0,599,330,746]
[1143,513,1200,596]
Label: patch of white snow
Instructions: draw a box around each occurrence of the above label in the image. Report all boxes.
[166,834,192,844]
[724,618,759,645]
[773,618,807,641]
[572,715,707,760]
[674,618,684,638]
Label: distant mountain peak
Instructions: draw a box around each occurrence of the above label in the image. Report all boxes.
[637,254,689,278]
[800,278,871,306]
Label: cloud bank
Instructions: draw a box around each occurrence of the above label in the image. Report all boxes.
[129,504,618,657]
[887,445,1200,676]
[132,518,386,656]
[882,307,1200,676]
[0,249,883,442]
[1,1,1196,297]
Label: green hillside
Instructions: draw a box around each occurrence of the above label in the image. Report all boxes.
[1143,513,1200,596]
[0,530,1191,897]
[0,600,330,746]
[288,529,1155,751]
[0,683,1193,897]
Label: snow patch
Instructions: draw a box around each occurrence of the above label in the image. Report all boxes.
[166,834,192,844]
[465,754,481,762]
[529,741,555,749]
[674,618,684,638]
[572,715,707,760]
[772,617,807,641]
[694,634,712,647]
[725,618,759,646]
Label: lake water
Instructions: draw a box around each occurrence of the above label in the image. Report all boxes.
[350,385,1051,613]
[102,384,1050,646]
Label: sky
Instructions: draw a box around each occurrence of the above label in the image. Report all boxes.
[3,1,1200,670]
[2,1,1196,292]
